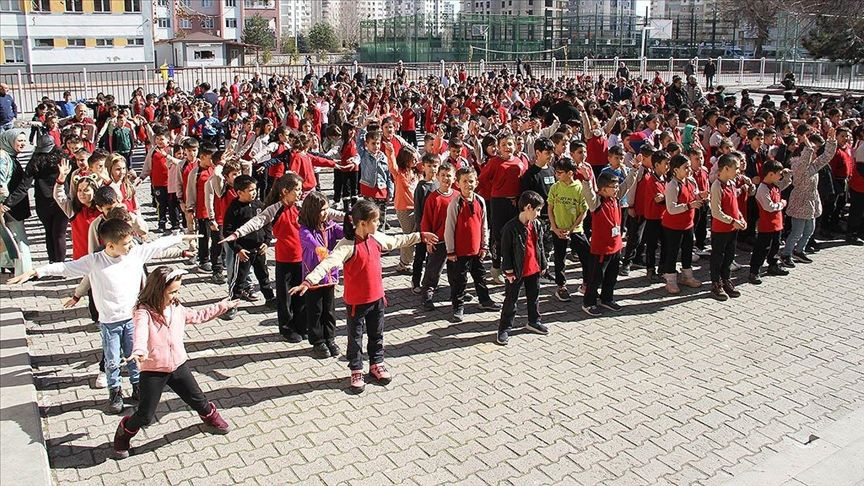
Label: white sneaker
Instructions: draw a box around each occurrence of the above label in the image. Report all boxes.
[490,267,504,285]
[730,261,743,271]
[95,372,108,389]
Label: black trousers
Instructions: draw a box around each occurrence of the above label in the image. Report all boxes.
[334,171,359,202]
[421,242,452,301]
[447,255,492,309]
[642,219,665,272]
[622,214,645,266]
[583,251,621,307]
[36,202,68,263]
[663,227,694,274]
[710,230,738,282]
[346,298,385,371]
[750,230,780,274]
[848,189,864,238]
[490,198,518,270]
[305,286,336,346]
[166,192,181,228]
[411,242,427,289]
[126,362,210,430]
[499,273,540,332]
[827,177,848,227]
[87,288,99,322]
[229,247,273,299]
[153,186,169,228]
[400,130,418,148]
[743,198,758,242]
[274,261,305,336]
[694,206,708,249]
[196,219,223,271]
[552,232,590,287]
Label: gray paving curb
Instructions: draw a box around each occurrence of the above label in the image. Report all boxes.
[0,307,52,486]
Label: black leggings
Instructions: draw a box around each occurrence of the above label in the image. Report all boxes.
[305,286,336,346]
[126,362,210,430]
[490,197,518,270]
[662,227,694,274]
[274,261,305,337]
[334,171,359,202]
[36,202,68,263]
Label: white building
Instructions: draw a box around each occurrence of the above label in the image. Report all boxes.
[279,0,312,37]
[0,0,155,74]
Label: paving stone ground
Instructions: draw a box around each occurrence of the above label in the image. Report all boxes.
[3,154,864,486]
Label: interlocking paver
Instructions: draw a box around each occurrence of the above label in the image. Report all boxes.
[4,159,864,486]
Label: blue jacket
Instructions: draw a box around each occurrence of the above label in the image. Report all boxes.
[356,129,393,197]
[0,94,17,125]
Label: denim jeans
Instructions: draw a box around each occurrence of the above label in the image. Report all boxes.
[100,318,139,391]
[783,217,815,257]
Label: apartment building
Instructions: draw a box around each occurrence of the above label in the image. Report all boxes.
[461,0,566,51]
[0,0,155,73]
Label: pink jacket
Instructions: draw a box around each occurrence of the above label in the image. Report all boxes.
[132,300,230,373]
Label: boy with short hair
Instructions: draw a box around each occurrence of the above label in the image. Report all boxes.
[496,190,548,345]
[709,153,747,300]
[186,143,221,278]
[748,160,792,284]
[444,167,499,322]
[411,153,440,293]
[548,157,590,302]
[420,162,457,310]
[141,128,180,232]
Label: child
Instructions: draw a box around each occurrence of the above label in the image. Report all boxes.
[186,144,222,278]
[298,191,344,358]
[289,199,438,393]
[385,144,419,274]
[661,154,707,294]
[444,167,499,322]
[112,266,237,459]
[222,172,341,343]
[411,153,440,293]
[207,162,241,287]
[749,160,792,284]
[53,158,101,261]
[106,111,134,164]
[420,162,457,311]
[142,129,182,232]
[335,122,360,201]
[709,153,748,300]
[547,157,590,302]
[106,154,137,213]
[620,145,655,276]
[10,220,194,413]
[170,138,199,232]
[496,191,547,345]
[520,137,557,274]
[357,127,393,228]
[640,150,670,283]
[688,145,711,257]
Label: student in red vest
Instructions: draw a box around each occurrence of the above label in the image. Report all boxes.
[185,144,222,280]
[748,161,792,284]
[221,172,342,343]
[687,145,711,257]
[290,199,438,393]
[826,127,854,233]
[661,155,707,294]
[420,162,457,311]
[640,150,670,283]
[709,153,747,301]
[444,167,500,322]
[141,128,179,232]
[848,126,864,246]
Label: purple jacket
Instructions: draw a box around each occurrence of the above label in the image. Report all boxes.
[299,221,344,286]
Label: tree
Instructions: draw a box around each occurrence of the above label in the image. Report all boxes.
[802,14,864,64]
[308,22,340,52]
[243,14,275,50]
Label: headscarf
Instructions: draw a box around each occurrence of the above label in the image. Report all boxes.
[0,128,26,159]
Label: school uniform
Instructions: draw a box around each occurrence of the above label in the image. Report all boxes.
[661,177,698,274]
[640,171,667,274]
[709,179,742,283]
[498,217,546,333]
[444,194,492,310]
[750,177,792,274]
[411,178,437,289]
[420,189,457,304]
[582,193,623,308]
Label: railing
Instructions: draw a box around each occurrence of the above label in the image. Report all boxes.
[2,58,861,114]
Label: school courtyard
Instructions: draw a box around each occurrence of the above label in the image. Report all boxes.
[2,170,864,486]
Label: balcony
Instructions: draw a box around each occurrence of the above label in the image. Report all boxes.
[243,0,274,8]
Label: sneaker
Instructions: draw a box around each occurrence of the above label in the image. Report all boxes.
[326,340,340,358]
[599,300,622,312]
[284,331,304,343]
[495,330,509,346]
[846,236,864,246]
[582,304,602,317]
[107,387,124,414]
[806,242,821,253]
[780,256,796,268]
[748,273,763,285]
[555,286,572,302]
[618,264,631,277]
[792,251,813,264]
[411,286,423,295]
[95,372,108,389]
[478,300,500,311]
[369,363,392,384]
[766,264,789,276]
[695,247,711,257]
[395,265,411,275]
[198,262,213,272]
[730,261,743,271]
[490,268,504,285]
[349,371,365,394]
[219,308,238,321]
[452,307,464,323]
[526,321,549,335]
[265,298,277,309]
[211,273,226,284]
[240,290,260,302]
[710,282,729,301]
[722,279,741,298]
[631,259,647,270]
[312,343,330,359]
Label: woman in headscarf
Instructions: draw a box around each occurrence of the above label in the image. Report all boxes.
[0,128,33,275]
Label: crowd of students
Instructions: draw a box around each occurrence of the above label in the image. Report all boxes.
[1,63,863,459]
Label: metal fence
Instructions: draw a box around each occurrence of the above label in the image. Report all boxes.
[2,57,861,114]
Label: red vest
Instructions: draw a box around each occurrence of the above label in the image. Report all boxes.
[830,146,853,179]
[268,144,287,179]
[662,179,696,231]
[850,161,864,193]
[343,236,385,305]
[194,167,214,219]
[586,135,609,167]
[71,205,101,260]
[215,186,237,226]
[757,184,784,233]
[712,182,741,233]
[273,205,301,263]
[642,172,667,221]
[120,183,137,213]
[590,197,623,255]
[150,150,169,187]
[452,197,485,257]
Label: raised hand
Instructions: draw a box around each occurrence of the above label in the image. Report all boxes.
[58,158,72,181]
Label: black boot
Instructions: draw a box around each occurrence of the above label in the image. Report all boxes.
[107,387,124,414]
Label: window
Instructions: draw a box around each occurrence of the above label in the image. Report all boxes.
[157,17,171,28]
[95,38,113,47]
[124,0,140,12]
[31,0,49,9]
[65,0,82,12]
[0,0,22,12]
[202,17,214,29]
[179,0,189,6]
[194,50,215,60]
[34,38,54,48]
[94,0,109,11]
[127,38,144,46]
[225,0,235,5]
[3,39,24,63]
[225,18,237,28]
[157,0,167,4]
[179,19,191,29]
[68,38,85,47]
[202,0,212,6]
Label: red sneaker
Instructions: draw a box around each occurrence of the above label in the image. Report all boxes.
[369,363,392,384]
[350,370,365,394]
